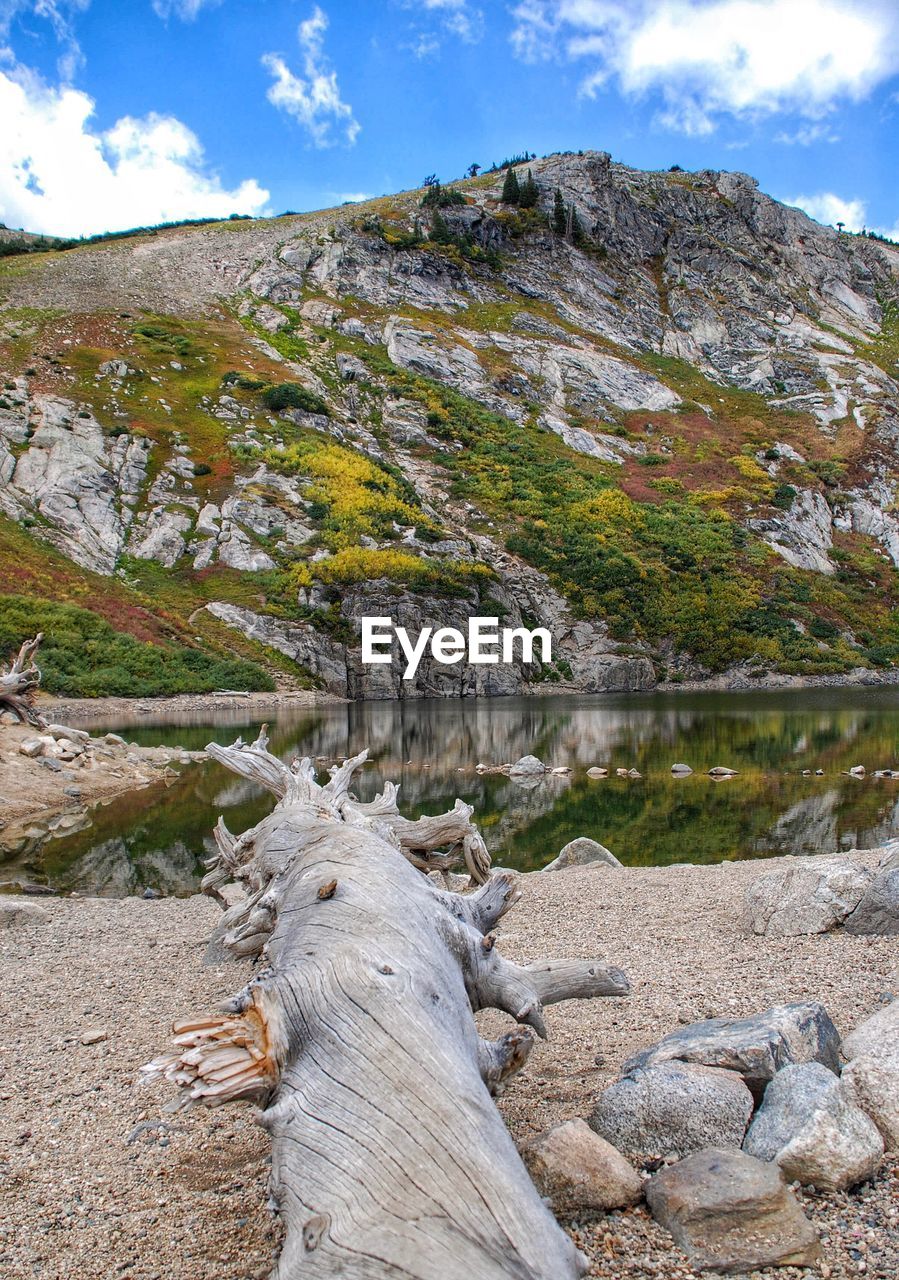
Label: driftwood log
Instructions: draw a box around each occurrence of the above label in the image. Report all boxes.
[0,633,47,727]
[144,729,630,1279]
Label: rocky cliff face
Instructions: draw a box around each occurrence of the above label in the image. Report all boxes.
[2,151,899,697]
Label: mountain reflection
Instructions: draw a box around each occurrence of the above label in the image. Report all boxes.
[3,689,899,896]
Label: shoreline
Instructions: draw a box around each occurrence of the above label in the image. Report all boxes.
[36,664,899,724]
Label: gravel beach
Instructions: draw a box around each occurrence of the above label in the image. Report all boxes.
[1,853,896,1280]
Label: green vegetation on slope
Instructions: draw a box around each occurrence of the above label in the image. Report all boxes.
[0,595,274,697]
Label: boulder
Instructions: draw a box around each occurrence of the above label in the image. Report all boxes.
[542,838,623,873]
[521,1119,643,1214]
[843,867,899,935]
[45,723,90,742]
[841,1053,899,1149]
[645,1148,820,1273]
[744,856,871,936]
[671,763,693,776]
[590,1061,754,1160]
[841,999,899,1061]
[508,755,546,778]
[743,1061,883,1191]
[586,766,608,779]
[0,899,50,927]
[879,841,899,871]
[18,738,45,758]
[623,1002,841,1100]
[709,766,738,777]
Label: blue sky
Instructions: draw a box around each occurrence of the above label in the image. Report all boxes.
[1,0,897,238]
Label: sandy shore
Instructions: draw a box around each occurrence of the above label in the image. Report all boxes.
[1,853,895,1280]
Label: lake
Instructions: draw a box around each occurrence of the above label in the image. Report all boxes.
[3,688,899,896]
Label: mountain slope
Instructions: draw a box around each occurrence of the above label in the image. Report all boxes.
[2,150,899,698]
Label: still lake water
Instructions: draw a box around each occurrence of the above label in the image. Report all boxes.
[4,689,899,896]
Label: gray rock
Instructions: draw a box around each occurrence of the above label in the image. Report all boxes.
[38,758,62,773]
[18,738,45,758]
[844,867,899,935]
[671,763,693,775]
[522,1119,643,1214]
[508,755,546,778]
[744,1061,883,1190]
[841,1053,899,1150]
[878,840,899,871]
[645,1148,821,1273]
[841,999,899,1061]
[590,1061,754,1159]
[0,899,51,927]
[623,1001,841,1100]
[744,856,872,935]
[542,837,623,872]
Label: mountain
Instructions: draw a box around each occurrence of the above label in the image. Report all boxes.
[2,150,899,699]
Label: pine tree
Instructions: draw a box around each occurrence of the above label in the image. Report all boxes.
[568,203,583,244]
[553,188,566,235]
[519,169,539,209]
[430,209,452,244]
[501,166,520,205]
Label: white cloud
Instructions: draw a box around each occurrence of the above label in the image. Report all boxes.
[419,0,483,42]
[773,122,840,146]
[0,63,269,236]
[788,191,899,241]
[263,6,359,147]
[331,191,373,204]
[0,0,90,79]
[510,1,899,133]
[152,0,221,19]
[399,0,484,55]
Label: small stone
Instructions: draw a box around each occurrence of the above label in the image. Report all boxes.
[63,786,82,799]
[743,1061,883,1191]
[708,766,738,777]
[590,1061,754,1159]
[671,763,693,776]
[522,1119,643,1214]
[38,757,62,772]
[80,1029,108,1046]
[849,764,866,777]
[627,768,642,779]
[142,888,163,900]
[542,838,623,873]
[18,738,44,758]
[645,1147,821,1273]
[586,766,608,779]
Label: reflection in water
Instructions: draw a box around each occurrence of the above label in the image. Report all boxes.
[3,689,899,896]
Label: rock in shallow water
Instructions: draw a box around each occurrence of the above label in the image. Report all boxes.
[522,1119,643,1213]
[645,1147,821,1274]
[590,1061,754,1160]
[743,1061,883,1191]
[622,1001,841,1100]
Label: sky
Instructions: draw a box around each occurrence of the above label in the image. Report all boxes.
[0,0,897,239]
